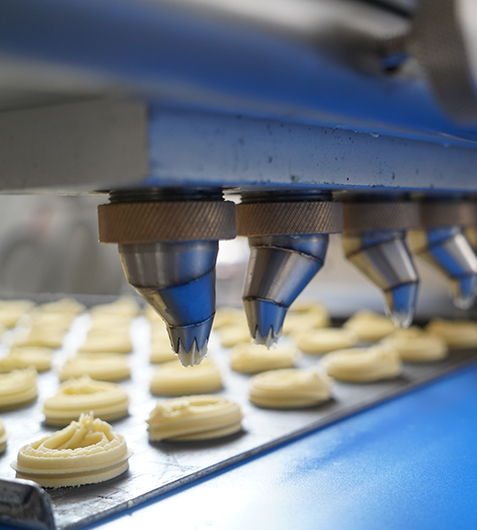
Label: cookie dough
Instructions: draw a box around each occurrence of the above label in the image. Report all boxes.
[147,395,243,441]
[382,327,448,362]
[59,354,131,382]
[283,301,330,335]
[0,420,7,453]
[14,326,65,349]
[26,311,76,330]
[90,296,139,318]
[322,345,401,382]
[89,313,133,330]
[0,368,37,409]
[217,324,252,348]
[78,330,132,354]
[39,298,85,315]
[0,347,53,373]
[213,307,247,330]
[343,311,397,342]
[43,375,129,425]
[150,336,177,364]
[0,300,34,328]
[249,368,332,409]
[425,319,477,349]
[150,359,223,396]
[230,343,298,374]
[295,328,358,355]
[12,413,130,488]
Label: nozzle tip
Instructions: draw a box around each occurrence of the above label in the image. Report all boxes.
[452,275,477,310]
[252,326,282,348]
[177,339,208,367]
[243,298,288,345]
[167,316,214,367]
[384,281,419,329]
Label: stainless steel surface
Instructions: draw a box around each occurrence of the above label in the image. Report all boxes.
[119,241,218,366]
[243,234,329,345]
[2,306,477,530]
[342,230,419,327]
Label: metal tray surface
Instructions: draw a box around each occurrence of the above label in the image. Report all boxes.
[1,311,476,530]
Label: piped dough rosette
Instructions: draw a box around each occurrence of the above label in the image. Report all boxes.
[59,354,130,382]
[39,298,85,316]
[249,368,332,409]
[14,325,66,349]
[0,420,7,453]
[283,301,330,335]
[150,359,223,396]
[150,335,177,364]
[44,376,130,425]
[343,311,397,343]
[90,296,139,319]
[12,413,130,488]
[295,328,358,355]
[216,324,252,348]
[78,329,132,354]
[0,300,34,328]
[0,347,53,373]
[425,319,477,349]
[381,327,448,362]
[230,343,298,374]
[0,368,37,409]
[322,344,401,382]
[147,395,243,441]
[213,307,247,330]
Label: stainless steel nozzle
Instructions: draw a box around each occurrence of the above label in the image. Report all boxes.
[236,198,343,345]
[98,193,236,366]
[410,201,477,309]
[342,202,420,328]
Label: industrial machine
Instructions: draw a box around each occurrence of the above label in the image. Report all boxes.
[2,0,477,528]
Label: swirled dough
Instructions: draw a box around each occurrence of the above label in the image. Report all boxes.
[90,296,139,318]
[12,413,130,488]
[78,329,132,354]
[150,336,177,364]
[0,368,37,409]
[217,324,251,348]
[322,344,401,382]
[249,368,332,409]
[283,301,330,335]
[150,359,223,396]
[43,375,129,425]
[89,313,133,331]
[147,395,243,441]
[343,311,397,342]
[14,326,66,349]
[381,327,448,362]
[425,319,477,349]
[0,300,34,328]
[213,307,247,330]
[59,354,130,382]
[26,311,76,330]
[0,347,53,373]
[295,328,358,355]
[39,298,85,315]
[0,420,7,453]
[230,343,298,374]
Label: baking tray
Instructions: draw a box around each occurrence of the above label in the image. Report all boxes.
[1,306,477,530]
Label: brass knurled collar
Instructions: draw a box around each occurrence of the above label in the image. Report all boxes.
[419,201,477,228]
[343,202,420,233]
[235,201,343,236]
[98,201,236,243]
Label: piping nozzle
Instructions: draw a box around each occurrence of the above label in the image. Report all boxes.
[342,202,420,328]
[98,193,236,366]
[409,201,477,310]
[236,197,343,346]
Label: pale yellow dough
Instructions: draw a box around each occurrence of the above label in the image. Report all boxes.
[381,327,448,362]
[90,296,139,318]
[0,368,37,409]
[283,301,330,335]
[425,319,477,349]
[343,311,397,342]
[0,419,7,453]
[79,330,132,354]
[150,359,223,396]
[295,328,358,355]
[150,336,177,364]
[322,345,401,382]
[14,326,65,349]
[0,347,53,373]
[213,307,247,330]
[230,343,298,374]
[39,298,85,315]
[0,300,34,328]
[249,368,332,409]
[43,375,129,425]
[12,413,130,488]
[26,311,76,330]
[217,324,251,348]
[59,354,130,382]
[147,395,243,441]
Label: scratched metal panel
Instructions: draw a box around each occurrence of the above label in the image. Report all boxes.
[1,311,476,530]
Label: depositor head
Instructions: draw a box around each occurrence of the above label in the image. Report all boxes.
[342,201,420,328]
[409,200,477,309]
[236,193,343,346]
[98,189,236,366]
